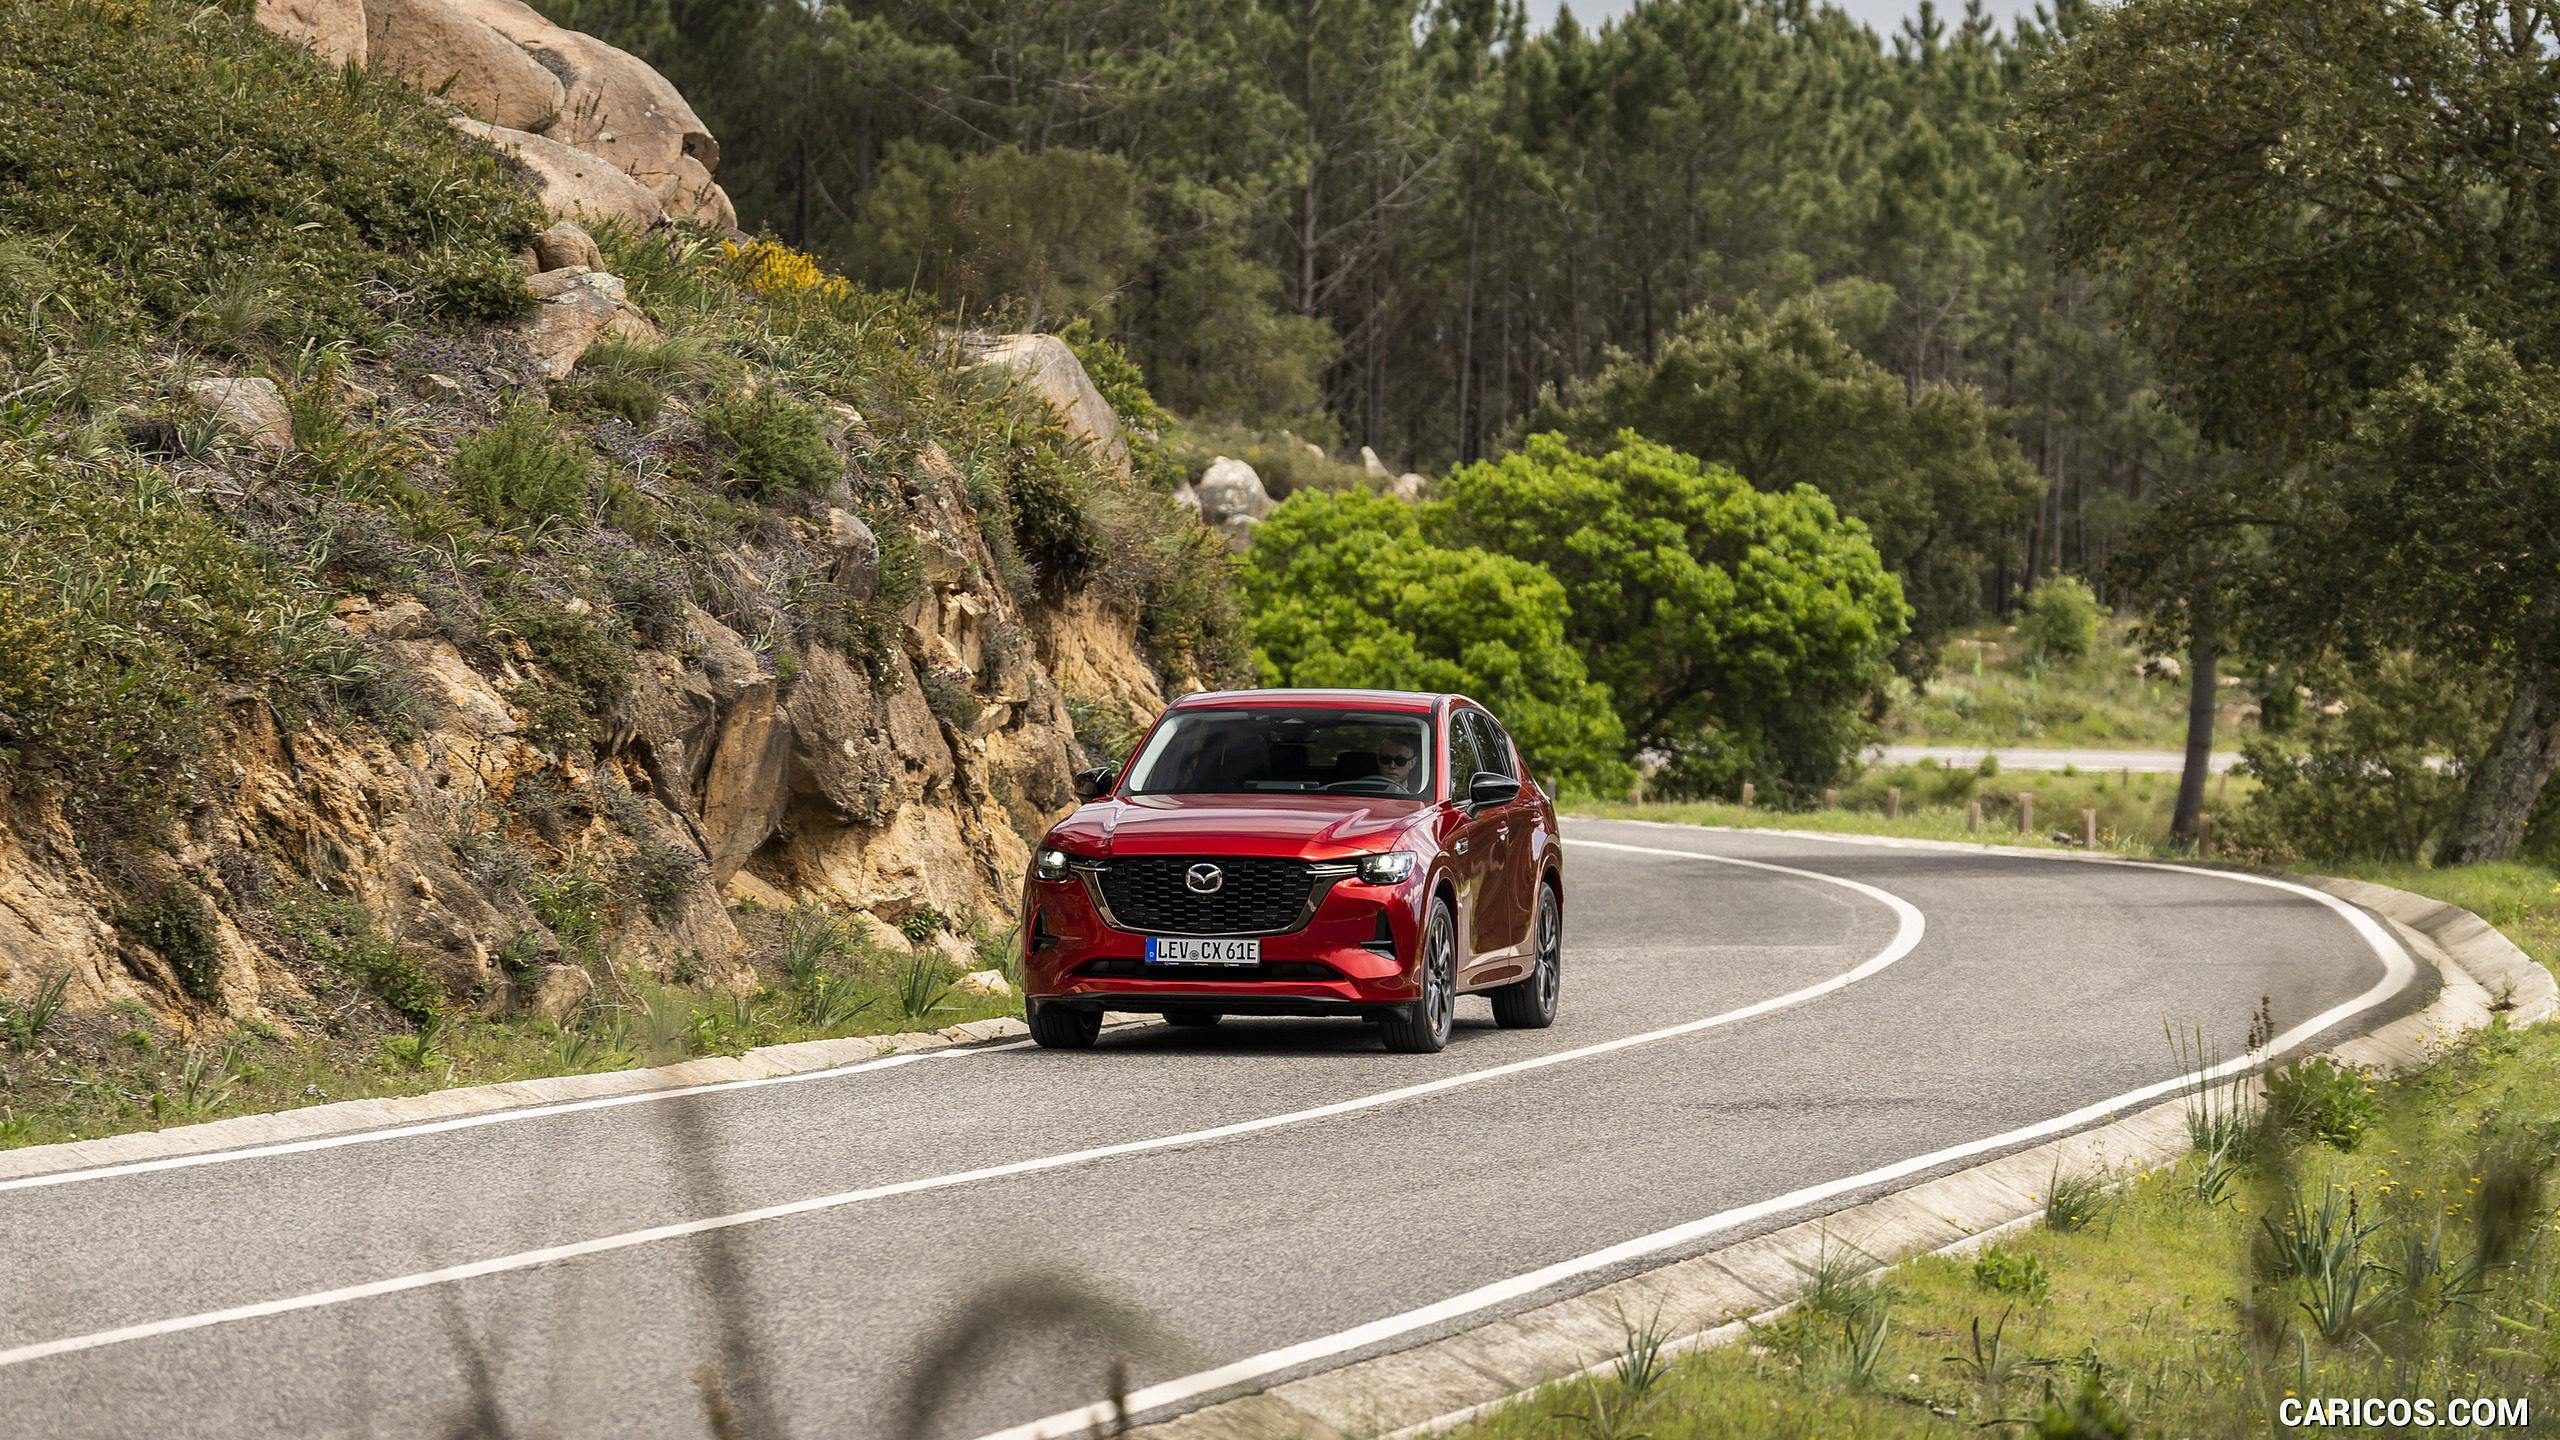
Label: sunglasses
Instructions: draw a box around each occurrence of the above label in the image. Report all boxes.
[1379,751,1416,766]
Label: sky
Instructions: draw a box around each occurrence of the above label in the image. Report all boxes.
[1520,0,2048,40]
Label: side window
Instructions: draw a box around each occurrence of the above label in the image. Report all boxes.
[1445,711,1483,790]
[1472,714,1517,778]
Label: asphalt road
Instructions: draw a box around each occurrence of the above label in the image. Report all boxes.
[0,819,2427,1440]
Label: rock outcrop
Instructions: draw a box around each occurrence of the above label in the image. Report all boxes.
[972,334,1130,478]
[1191,455,1272,551]
[258,0,736,229]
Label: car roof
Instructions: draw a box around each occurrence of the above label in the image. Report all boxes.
[1169,688,1449,715]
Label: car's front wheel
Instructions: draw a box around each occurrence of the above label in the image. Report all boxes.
[1380,896,1456,1053]
[1028,999,1101,1049]
[1490,879,1560,1029]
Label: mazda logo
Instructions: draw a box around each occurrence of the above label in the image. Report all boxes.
[1184,863,1225,894]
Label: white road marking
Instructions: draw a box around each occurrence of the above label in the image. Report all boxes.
[972,842,2416,1440]
[0,848,1925,1371]
[0,1051,949,1196]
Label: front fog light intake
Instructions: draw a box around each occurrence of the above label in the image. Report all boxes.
[1357,851,1417,885]
[1036,848,1071,881]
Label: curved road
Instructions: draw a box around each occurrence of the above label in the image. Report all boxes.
[0,818,2427,1439]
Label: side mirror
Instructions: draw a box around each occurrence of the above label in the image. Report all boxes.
[1467,772,1522,809]
[1072,765,1118,800]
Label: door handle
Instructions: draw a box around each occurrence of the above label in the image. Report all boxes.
[1453,838,1469,855]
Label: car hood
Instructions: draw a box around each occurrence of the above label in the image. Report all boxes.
[1046,793,1428,860]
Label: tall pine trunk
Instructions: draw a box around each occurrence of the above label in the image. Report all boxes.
[2172,635,2218,849]
[2439,596,2560,863]
[2172,572,2219,850]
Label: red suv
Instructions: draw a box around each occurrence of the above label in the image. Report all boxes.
[1019,689,1563,1052]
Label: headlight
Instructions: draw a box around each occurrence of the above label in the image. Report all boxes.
[1036,848,1071,881]
[1357,850,1417,885]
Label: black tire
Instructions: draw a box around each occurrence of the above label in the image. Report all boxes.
[1381,897,1457,1053]
[1490,880,1561,1029]
[1163,1007,1223,1028]
[1028,1000,1102,1049]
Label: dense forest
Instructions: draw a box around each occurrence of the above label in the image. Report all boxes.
[536,0,2158,624]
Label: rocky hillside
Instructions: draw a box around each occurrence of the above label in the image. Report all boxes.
[0,0,1234,1062]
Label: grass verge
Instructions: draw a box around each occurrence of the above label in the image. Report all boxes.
[0,903,1022,1151]
[1571,760,2257,853]
[1489,815,2559,1435]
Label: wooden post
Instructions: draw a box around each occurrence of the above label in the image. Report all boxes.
[2121,766,2131,790]
[2199,812,2212,856]
[1740,782,1754,808]
[1967,801,1981,834]
[2082,808,2098,848]
[1886,787,1900,820]
[2216,770,2228,800]
[2018,792,2034,833]
[1823,788,1838,809]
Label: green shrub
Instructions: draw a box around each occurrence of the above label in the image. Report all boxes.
[2227,652,2495,862]
[703,390,836,493]
[551,379,662,427]
[528,859,615,964]
[1005,446,1104,593]
[494,594,636,747]
[2043,1170,2108,1231]
[0,0,540,354]
[130,883,223,1001]
[2017,574,2100,662]
[617,838,703,924]
[453,407,593,530]
[1970,1243,2051,1301]
[899,907,949,944]
[271,887,444,1023]
[2263,1055,2379,1151]
[917,662,983,730]
[0,452,342,826]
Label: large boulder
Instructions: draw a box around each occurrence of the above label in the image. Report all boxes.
[974,334,1129,478]
[1193,457,1271,526]
[513,269,647,379]
[184,377,295,451]
[453,117,668,231]
[257,0,365,64]
[440,0,736,227]
[274,0,737,228]
[365,0,565,133]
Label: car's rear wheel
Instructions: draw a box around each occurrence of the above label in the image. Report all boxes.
[1490,880,1561,1029]
[1381,897,1456,1053]
[1028,1000,1101,1049]
[1163,1007,1223,1027]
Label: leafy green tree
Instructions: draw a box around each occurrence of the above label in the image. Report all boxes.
[1522,296,2036,663]
[2020,0,2560,860]
[1429,432,1909,798]
[2017,574,2096,663]
[845,142,1146,331]
[1242,489,1629,792]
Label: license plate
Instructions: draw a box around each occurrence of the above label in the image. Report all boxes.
[1146,937,1260,965]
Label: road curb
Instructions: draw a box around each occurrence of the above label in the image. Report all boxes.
[1125,846,2551,1440]
[0,1011,1156,1186]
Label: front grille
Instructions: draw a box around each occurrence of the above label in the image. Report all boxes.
[1074,958,1343,982]
[1088,857,1332,936]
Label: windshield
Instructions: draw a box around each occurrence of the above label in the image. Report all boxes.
[1123,708,1436,798]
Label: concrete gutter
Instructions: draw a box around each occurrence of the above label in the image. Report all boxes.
[1127,852,2555,1440]
[0,1012,1167,1187]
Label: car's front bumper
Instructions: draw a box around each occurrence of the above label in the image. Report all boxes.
[1020,865,1424,1014]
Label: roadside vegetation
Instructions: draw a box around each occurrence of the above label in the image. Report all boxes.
[1441,992,2560,1437]
[0,902,1025,1150]
[1570,760,2256,854]
[1882,607,2245,753]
